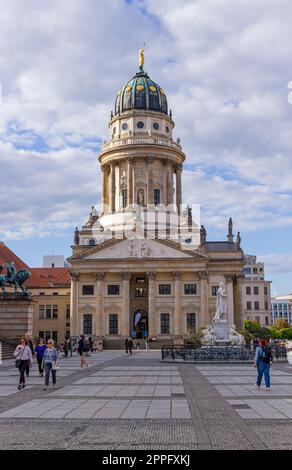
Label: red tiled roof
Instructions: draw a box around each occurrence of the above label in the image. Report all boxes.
[0,242,70,288]
[0,242,47,287]
[31,268,71,287]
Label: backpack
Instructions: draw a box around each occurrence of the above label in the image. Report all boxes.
[260,346,272,363]
[83,341,90,352]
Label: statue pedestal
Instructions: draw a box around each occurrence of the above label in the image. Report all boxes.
[0,295,35,344]
[213,321,230,343]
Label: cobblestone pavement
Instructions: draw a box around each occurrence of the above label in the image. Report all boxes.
[1,352,292,449]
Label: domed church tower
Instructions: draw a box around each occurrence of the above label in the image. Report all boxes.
[68,51,245,347]
[98,49,186,235]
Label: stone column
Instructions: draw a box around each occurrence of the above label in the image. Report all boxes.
[127,158,133,206]
[172,271,182,336]
[147,272,157,337]
[166,160,174,206]
[69,272,79,337]
[175,163,183,214]
[121,272,131,336]
[225,275,235,324]
[110,162,116,213]
[233,275,244,328]
[199,271,209,328]
[95,272,104,337]
[147,157,154,205]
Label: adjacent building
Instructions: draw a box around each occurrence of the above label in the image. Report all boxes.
[271,295,292,325]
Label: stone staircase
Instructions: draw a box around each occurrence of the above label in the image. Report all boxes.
[0,337,15,361]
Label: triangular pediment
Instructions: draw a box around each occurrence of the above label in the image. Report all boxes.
[72,238,208,261]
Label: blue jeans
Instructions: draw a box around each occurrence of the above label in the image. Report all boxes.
[257,361,270,388]
[44,362,56,386]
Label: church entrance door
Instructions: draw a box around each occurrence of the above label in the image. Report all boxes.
[133,309,148,339]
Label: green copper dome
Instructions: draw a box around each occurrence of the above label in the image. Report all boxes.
[115,69,168,116]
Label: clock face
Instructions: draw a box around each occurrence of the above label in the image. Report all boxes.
[122,123,128,131]
[89,239,96,246]
[137,121,144,129]
[153,122,159,130]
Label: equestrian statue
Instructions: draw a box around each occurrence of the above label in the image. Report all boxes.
[0,262,31,295]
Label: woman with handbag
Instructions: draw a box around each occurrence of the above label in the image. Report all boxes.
[42,339,59,391]
[14,337,33,390]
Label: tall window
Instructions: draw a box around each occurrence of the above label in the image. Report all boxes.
[187,313,196,332]
[46,305,51,319]
[265,316,269,325]
[246,286,251,295]
[39,305,45,320]
[109,314,118,335]
[160,314,170,334]
[212,286,219,296]
[122,189,128,208]
[159,284,171,295]
[254,301,260,310]
[265,301,268,310]
[53,305,58,319]
[82,285,94,296]
[154,189,160,205]
[254,286,259,295]
[108,285,120,295]
[83,314,92,335]
[247,301,252,310]
[264,286,268,295]
[184,284,197,295]
[66,305,70,320]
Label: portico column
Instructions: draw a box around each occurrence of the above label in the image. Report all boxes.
[172,271,182,336]
[95,272,105,337]
[101,167,106,213]
[127,158,133,206]
[225,275,235,324]
[110,162,116,213]
[199,271,209,328]
[122,273,131,336]
[175,163,183,214]
[147,272,156,337]
[166,160,173,206]
[69,272,79,337]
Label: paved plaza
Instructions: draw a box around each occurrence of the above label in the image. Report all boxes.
[1,351,292,449]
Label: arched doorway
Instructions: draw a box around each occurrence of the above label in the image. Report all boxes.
[132,309,148,339]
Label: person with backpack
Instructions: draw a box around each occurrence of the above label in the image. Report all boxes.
[254,338,273,391]
[43,339,59,390]
[78,335,90,368]
[128,337,134,355]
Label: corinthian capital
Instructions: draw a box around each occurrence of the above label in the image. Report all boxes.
[69,272,79,281]
[146,271,156,280]
[198,271,208,280]
[122,272,132,281]
[172,271,182,280]
[175,163,183,172]
[95,272,105,281]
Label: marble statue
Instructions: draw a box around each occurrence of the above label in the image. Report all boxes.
[228,217,234,242]
[213,282,228,321]
[141,242,151,257]
[236,232,241,249]
[229,324,245,346]
[85,206,99,227]
[74,227,80,245]
[201,324,216,346]
[137,189,144,206]
[200,225,206,245]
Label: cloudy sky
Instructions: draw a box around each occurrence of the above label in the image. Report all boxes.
[0,0,291,295]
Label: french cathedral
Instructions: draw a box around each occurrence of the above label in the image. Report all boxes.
[68,51,270,347]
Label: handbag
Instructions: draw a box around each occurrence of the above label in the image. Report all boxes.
[48,349,59,370]
[15,345,26,368]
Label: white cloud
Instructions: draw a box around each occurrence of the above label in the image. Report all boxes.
[259,254,292,274]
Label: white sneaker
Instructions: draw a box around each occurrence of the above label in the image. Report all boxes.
[266,387,271,391]
[256,385,260,390]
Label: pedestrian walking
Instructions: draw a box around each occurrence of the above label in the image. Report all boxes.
[25,332,35,377]
[124,337,129,354]
[88,337,95,353]
[254,338,273,391]
[67,337,73,357]
[128,337,133,355]
[35,338,47,377]
[43,339,59,390]
[14,337,33,390]
[78,335,90,368]
[63,339,68,358]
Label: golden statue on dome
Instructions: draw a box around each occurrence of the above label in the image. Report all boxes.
[139,46,145,70]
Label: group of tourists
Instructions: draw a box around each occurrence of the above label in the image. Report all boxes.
[14,334,60,391]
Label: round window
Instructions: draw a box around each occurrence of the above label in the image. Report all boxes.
[166,126,170,133]
[153,122,159,130]
[122,123,128,131]
[137,121,144,129]
[89,239,96,246]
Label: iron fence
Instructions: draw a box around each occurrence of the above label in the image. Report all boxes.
[161,344,287,362]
